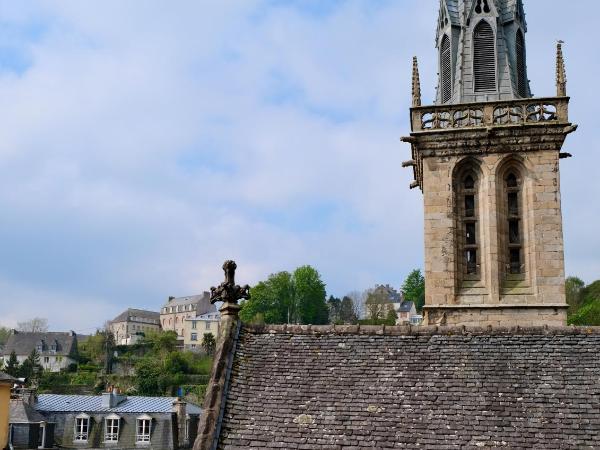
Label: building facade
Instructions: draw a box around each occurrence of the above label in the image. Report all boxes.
[109,309,161,345]
[1,331,79,373]
[32,390,201,450]
[160,293,216,342]
[0,372,15,450]
[403,0,576,327]
[183,312,221,351]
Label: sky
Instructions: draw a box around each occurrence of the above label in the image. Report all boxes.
[0,0,598,333]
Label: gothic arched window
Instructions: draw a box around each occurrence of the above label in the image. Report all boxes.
[473,21,496,92]
[440,35,452,103]
[516,30,527,97]
[458,171,480,277]
[505,171,522,274]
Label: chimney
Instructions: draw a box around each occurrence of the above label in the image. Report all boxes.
[101,387,126,408]
[168,296,175,302]
[173,399,188,448]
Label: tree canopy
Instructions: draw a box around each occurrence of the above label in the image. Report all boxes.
[568,279,600,326]
[17,318,48,333]
[240,265,328,325]
[401,269,425,312]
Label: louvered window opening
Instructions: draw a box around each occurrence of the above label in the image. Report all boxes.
[441,35,452,103]
[516,30,527,97]
[473,21,496,92]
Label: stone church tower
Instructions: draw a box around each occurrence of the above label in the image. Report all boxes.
[403,0,577,327]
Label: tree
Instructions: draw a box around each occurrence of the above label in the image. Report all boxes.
[386,307,398,326]
[365,288,392,321]
[346,290,368,320]
[401,269,425,312]
[16,318,48,333]
[339,296,358,324]
[240,265,328,325]
[201,333,216,356]
[291,266,328,325]
[327,296,342,324]
[5,351,20,377]
[0,327,11,346]
[20,349,42,379]
[568,280,600,326]
[566,276,586,315]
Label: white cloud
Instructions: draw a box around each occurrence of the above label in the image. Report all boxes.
[0,0,598,329]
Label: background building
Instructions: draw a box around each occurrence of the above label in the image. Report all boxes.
[160,293,216,344]
[1,332,79,373]
[109,309,161,345]
[183,312,221,351]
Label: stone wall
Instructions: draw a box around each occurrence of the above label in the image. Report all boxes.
[416,124,568,326]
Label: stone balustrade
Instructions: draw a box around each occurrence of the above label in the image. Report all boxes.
[410,96,569,132]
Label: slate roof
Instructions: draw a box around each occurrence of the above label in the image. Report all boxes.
[1,332,77,358]
[443,0,460,25]
[0,371,17,384]
[163,292,216,316]
[398,300,415,313]
[10,399,48,423]
[36,394,202,415]
[214,324,600,449]
[111,308,160,324]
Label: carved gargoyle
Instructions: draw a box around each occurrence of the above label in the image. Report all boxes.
[210,260,250,305]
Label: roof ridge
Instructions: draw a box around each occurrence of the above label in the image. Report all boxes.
[243,324,600,336]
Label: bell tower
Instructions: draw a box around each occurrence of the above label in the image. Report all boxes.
[403,0,577,327]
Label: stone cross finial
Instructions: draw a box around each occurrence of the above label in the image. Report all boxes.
[556,40,567,97]
[210,260,250,317]
[412,56,422,107]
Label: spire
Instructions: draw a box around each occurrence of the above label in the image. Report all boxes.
[412,56,422,107]
[556,40,567,96]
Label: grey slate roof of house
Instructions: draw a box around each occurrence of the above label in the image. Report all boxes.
[164,292,217,316]
[36,394,202,415]
[0,371,17,383]
[111,308,160,323]
[1,331,77,358]
[214,324,600,449]
[10,399,48,423]
[398,300,415,312]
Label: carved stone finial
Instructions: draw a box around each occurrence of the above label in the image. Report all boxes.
[210,260,250,317]
[412,56,422,107]
[556,40,567,97]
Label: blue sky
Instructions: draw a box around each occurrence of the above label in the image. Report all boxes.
[0,0,598,332]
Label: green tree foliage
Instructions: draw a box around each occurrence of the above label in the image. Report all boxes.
[240,266,328,325]
[386,307,398,325]
[327,296,342,324]
[201,333,216,356]
[566,276,586,315]
[339,296,358,324]
[401,269,425,312]
[0,327,11,347]
[20,349,43,379]
[568,280,600,326]
[5,351,20,377]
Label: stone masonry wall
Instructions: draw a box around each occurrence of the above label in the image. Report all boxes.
[422,147,566,325]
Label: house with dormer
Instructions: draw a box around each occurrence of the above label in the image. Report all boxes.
[0,331,78,372]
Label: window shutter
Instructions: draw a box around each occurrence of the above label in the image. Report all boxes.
[516,30,526,97]
[473,21,496,92]
[441,35,452,103]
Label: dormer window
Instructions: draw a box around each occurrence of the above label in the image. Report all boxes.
[75,414,90,442]
[36,340,44,352]
[136,415,152,443]
[104,414,120,443]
